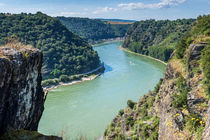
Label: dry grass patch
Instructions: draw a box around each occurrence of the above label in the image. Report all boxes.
[170,58,187,77]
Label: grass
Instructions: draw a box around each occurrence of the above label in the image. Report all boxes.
[172,75,189,109]
[170,58,187,77]
[184,113,206,140]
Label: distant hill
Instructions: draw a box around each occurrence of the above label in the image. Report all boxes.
[122,18,195,62]
[96,18,136,23]
[0,12,100,79]
[57,17,131,43]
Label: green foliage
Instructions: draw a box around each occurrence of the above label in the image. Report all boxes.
[147,96,155,108]
[41,79,59,87]
[153,79,163,93]
[172,75,188,109]
[59,75,70,82]
[201,43,210,97]
[148,46,174,62]
[176,15,210,59]
[176,33,192,59]
[118,109,124,116]
[57,17,130,43]
[128,42,143,53]
[123,19,195,61]
[69,75,82,81]
[185,113,205,139]
[131,135,138,140]
[127,100,136,109]
[125,116,134,126]
[138,106,148,120]
[0,129,59,140]
[140,116,159,140]
[0,12,100,78]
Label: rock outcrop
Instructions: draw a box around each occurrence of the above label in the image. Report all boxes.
[0,43,61,140]
[104,42,209,140]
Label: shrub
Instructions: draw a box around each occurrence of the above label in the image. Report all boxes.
[185,114,205,134]
[70,75,82,81]
[147,96,155,108]
[172,75,188,109]
[59,75,70,82]
[119,109,124,116]
[172,89,188,109]
[125,116,134,126]
[153,79,163,93]
[127,100,136,109]
[41,79,59,87]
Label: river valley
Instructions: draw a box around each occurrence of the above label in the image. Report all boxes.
[38,41,166,140]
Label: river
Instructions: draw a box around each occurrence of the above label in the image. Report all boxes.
[38,41,165,140]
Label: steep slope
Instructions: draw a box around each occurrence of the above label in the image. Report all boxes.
[104,15,209,140]
[0,42,61,140]
[0,12,100,79]
[122,19,195,62]
[57,17,130,43]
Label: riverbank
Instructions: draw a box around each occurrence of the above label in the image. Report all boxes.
[119,46,167,65]
[44,73,102,91]
[43,64,105,91]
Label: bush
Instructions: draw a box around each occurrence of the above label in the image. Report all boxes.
[127,100,136,109]
[153,79,163,93]
[172,75,188,109]
[119,109,124,116]
[172,89,188,109]
[125,116,134,126]
[70,75,82,81]
[41,79,59,87]
[147,96,155,108]
[185,113,205,132]
[59,75,70,82]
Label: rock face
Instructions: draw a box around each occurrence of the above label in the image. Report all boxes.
[202,101,210,139]
[0,43,45,136]
[104,43,209,140]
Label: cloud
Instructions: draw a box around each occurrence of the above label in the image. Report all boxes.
[92,7,117,14]
[57,12,87,17]
[118,0,186,10]
[0,3,5,6]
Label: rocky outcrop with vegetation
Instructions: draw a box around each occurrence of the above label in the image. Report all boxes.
[0,42,62,140]
[104,15,210,140]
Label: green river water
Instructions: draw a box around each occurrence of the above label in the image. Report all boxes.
[38,41,166,140]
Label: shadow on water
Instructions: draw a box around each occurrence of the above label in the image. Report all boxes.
[104,63,113,73]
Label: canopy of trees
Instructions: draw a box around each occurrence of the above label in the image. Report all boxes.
[0,12,100,79]
[57,17,131,43]
[122,19,195,62]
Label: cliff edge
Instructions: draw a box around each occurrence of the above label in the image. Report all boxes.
[0,43,61,140]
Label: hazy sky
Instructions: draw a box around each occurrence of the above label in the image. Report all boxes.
[0,0,209,20]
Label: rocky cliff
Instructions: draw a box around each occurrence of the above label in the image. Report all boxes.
[104,15,210,140]
[104,42,209,140]
[0,43,61,140]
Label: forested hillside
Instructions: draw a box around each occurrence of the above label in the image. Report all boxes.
[57,17,131,43]
[0,12,100,79]
[123,19,195,62]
